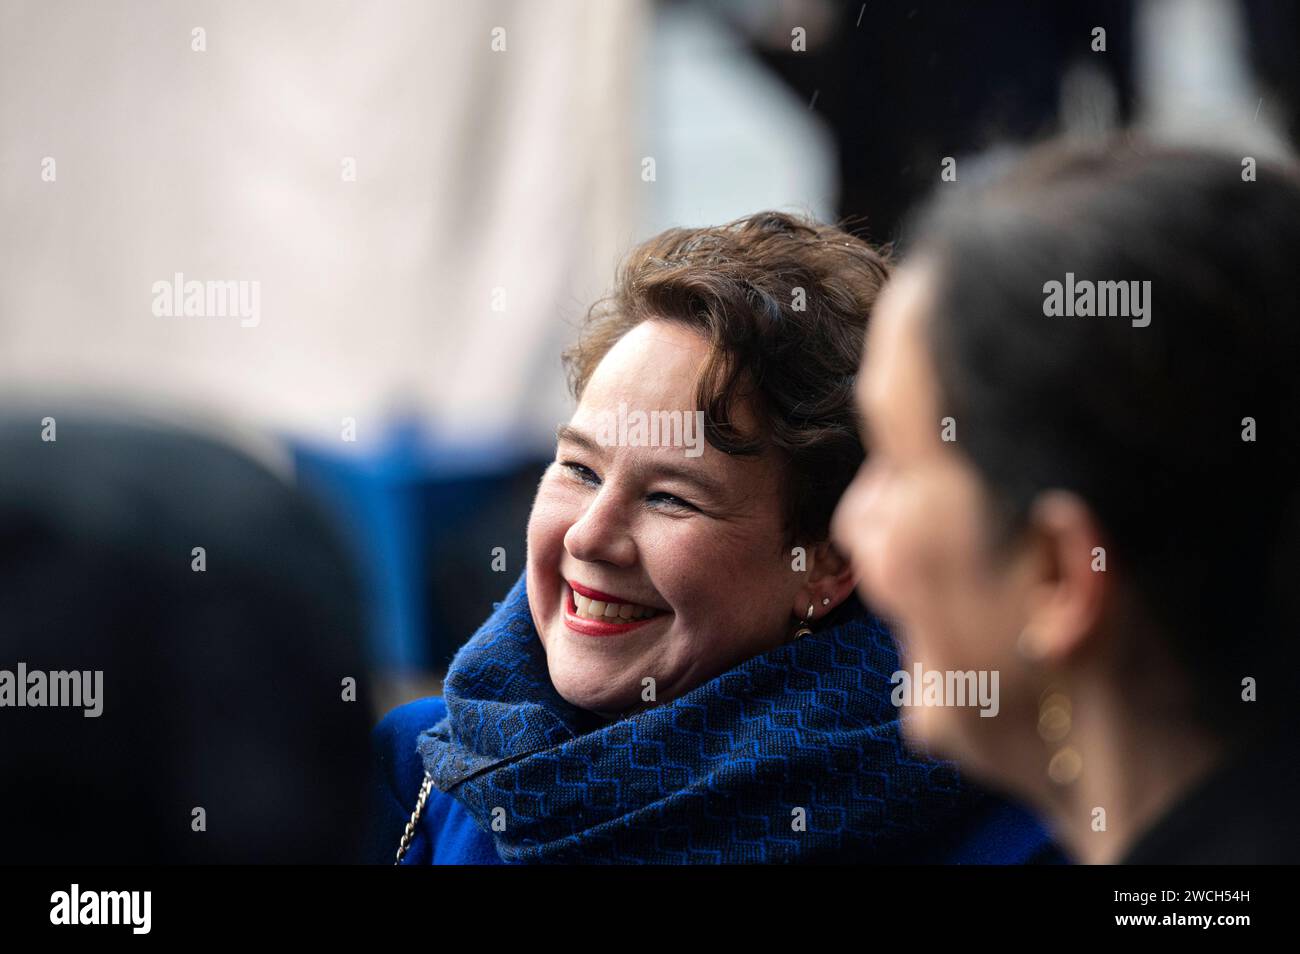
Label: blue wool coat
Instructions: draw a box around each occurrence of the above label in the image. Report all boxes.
[366,695,1060,865]
[368,696,502,865]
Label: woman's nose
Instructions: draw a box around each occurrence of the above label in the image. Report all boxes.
[563,486,637,566]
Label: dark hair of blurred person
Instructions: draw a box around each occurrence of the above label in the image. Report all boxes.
[831,139,1300,863]
[0,412,370,862]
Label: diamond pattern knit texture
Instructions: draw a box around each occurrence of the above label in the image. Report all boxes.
[417,572,990,863]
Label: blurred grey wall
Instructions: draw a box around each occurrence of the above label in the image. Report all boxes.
[0,0,645,452]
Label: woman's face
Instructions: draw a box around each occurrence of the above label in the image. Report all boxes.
[526,319,811,715]
[830,263,1041,782]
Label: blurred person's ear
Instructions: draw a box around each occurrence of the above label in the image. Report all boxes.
[1016,491,1111,664]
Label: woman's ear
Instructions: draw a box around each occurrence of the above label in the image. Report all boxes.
[794,541,859,620]
[1017,491,1111,664]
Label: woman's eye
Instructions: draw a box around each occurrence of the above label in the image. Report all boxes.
[561,461,600,485]
[559,463,696,512]
[647,491,697,512]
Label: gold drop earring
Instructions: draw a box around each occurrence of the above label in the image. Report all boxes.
[1040,686,1082,784]
[792,598,832,642]
[792,604,814,641]
[1021,627,1082,785]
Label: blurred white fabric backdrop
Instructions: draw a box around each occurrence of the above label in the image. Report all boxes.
[0,0,838,455]
[0,0,643,452]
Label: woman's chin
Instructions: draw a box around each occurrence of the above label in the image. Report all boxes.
[548,667,640,715]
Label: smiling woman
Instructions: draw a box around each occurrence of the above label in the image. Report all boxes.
[366,211,1057,864]
[532,318,843,716]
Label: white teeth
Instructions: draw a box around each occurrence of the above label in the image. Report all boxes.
[569,587,656,622]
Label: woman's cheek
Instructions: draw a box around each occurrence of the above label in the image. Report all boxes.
[833,472,880,589]
[525,480,576,617]
[528,476,577,552]
[858,481,921,618]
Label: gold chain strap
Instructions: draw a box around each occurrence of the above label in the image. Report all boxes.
[394,772,435,865]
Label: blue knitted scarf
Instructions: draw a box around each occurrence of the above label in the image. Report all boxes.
[417,571,991,863]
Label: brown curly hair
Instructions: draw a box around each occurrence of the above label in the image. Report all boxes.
[562,210,890,551]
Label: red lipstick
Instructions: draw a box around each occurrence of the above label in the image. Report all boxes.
[568,580,640,604]
[562,582,666,637]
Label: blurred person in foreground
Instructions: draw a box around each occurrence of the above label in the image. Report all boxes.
[0,413,370,862]
[832,140,1300,863]
[368,211,1057,864]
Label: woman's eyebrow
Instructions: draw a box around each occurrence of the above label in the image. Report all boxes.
[555,423,600,453]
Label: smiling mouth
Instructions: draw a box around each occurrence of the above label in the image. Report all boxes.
[563,581,667,635]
